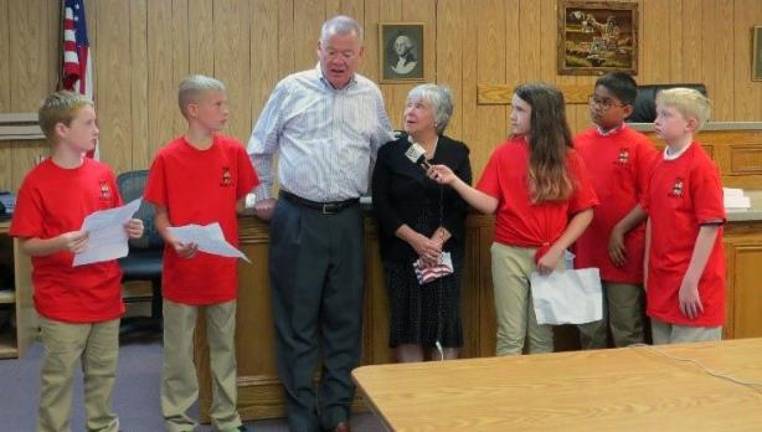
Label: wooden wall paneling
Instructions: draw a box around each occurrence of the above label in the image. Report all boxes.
[681,0,702,83]
[473,0,506,177]
[9,0,52,189]
[518,0,542,85]
[539,0,558,85]
[130,0,150,170]
[277,0,295,79]
[96,0,132,174]
[0,0,13,190]
[362,0,381,84]
[188,0,215,77]
[378,0,405,130]
[668,0,683,81]
[147,0,176,161]
[733,0,762,121]
[436,0,464,140]
[363,223,391,366]
[640,0,671,84]
[702,0,734,120]
[551,0,582,132]
[171,0,190,137]
[730,244,762,338]
[460,0,477,163]
[331,0,364,23]
[250,0,279,123]
[403,0,435,84]
[477,220,497,357]
[235,223,281,419]
[503,0,519,137]
[293,0,324,72]
[213,0,251,143]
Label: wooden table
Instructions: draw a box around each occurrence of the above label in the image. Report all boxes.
[353,338,762,431]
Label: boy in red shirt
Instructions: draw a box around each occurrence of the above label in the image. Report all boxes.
[574,72,658,348]
[144,75,258,432]
[642,88,725,344]
[11,91,144,432]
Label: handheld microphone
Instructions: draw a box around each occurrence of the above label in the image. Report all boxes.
[404,142,431,170]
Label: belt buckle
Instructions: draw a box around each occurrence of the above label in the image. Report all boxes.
[322,203,338,215]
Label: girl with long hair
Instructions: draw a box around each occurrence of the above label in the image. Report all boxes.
[428,83,598,355]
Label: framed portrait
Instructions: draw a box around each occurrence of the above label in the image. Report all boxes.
[379,22,424,83]
[557,1,639,75]
[753,26,762,81]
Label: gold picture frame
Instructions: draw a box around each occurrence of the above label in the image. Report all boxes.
[557,0,639,75]
[379,22,425,84]
[753,26,762,81]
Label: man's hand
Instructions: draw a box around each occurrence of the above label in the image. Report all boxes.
[254,198,276,221]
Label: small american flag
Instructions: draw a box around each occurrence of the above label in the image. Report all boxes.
[413,252,454,285]
[61,0,97,159]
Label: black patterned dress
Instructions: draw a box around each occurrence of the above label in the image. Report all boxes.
[371,134,472,348]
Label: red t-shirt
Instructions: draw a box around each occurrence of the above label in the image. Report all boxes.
[9,159,125,323]
[574,125,658,283]
[476,136,598,248]
[641,143,725,327]
[144,134,259,305]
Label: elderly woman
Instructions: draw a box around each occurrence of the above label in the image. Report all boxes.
[372,84,472,362]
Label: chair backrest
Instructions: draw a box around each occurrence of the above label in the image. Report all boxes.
[116,170,163,249]
[626,83,708,123]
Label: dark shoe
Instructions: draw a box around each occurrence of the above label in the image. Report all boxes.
[333,421,350,432]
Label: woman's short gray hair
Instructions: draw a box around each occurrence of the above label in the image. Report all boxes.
[407,84,454,134]
[178,74,226,116]
[321,15,363,44]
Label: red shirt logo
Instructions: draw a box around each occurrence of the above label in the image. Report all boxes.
[99,181,112,201]
[670,178,684,197]
[616,148,630,165]
[220,167,233,187]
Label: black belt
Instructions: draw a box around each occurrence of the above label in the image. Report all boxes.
[280,190,359,215]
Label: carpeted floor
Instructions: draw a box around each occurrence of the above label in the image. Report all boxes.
[0,332,385,431]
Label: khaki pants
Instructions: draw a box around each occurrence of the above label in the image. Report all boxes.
[578,282,645,349]
[38,317,120,432]
[651,318,722,345]
[491,243,565,356]
[161,299,242,432]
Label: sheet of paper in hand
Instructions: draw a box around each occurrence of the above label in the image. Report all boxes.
[73,198,142,267]
[167,223,250,263]
[530,268,603,325]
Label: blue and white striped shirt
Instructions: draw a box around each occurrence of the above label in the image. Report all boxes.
[247,65,394,202]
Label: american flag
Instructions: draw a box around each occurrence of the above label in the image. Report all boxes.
[413,252,454,285]
[61,0,97,159]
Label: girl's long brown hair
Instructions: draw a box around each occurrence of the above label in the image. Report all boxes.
[514,83,574,203]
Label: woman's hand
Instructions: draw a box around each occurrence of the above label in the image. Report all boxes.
[608,225,627,267]
[536,247,563,275]
[124,218,144,239]
[410,233,442,267]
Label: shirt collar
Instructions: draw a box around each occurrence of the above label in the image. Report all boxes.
[315,63,357,91]
[595,122,626,137]
[663,142,693,161]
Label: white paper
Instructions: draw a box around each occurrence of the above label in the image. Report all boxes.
[530,268,603,325]
[167,223,250,263]
[73,198,142,267]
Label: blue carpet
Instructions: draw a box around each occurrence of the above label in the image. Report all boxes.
[0,334,385,431]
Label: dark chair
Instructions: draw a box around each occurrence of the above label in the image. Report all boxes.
[626,83,708,123]
[117,170,163,334]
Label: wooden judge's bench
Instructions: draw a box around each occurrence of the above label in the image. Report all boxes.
[193,122,762,422]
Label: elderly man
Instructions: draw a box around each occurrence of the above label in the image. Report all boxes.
[247,15,393,432]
